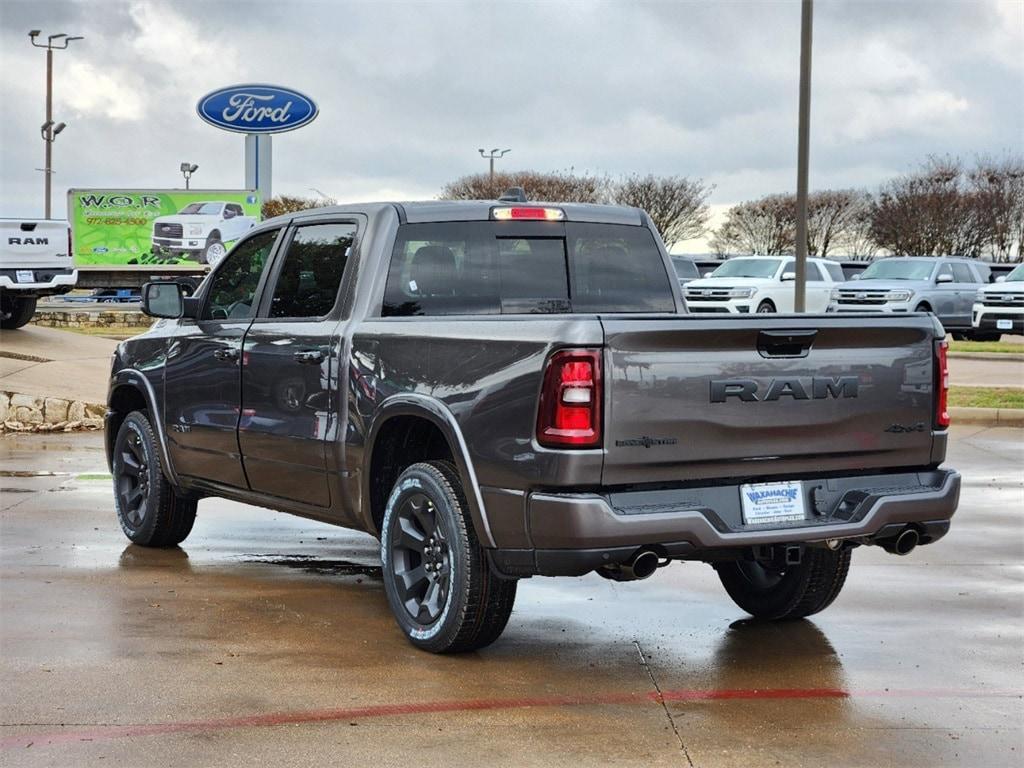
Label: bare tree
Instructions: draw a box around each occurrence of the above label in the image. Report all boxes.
[440,170,608,203]
[836,199,878,260]
[710,194,795,255]
[969,154,1024,262]
[868,156,986,257]
[611,174,713,249]
[262,194,336,220]
[805,189,869,257]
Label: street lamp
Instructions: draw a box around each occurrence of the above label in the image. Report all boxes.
[180,162,199,189]
[30,29,83,219]
[478,148,511,185]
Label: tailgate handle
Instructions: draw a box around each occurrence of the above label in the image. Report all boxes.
[757,329,817,358]
[21,222,38,231]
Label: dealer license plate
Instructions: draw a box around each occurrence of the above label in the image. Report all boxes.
[15,270,34,283]
[997,319,1013,330]
[740,481,807,526]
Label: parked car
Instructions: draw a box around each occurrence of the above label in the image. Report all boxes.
[151,201,257,266]
[108,200,958,653]
[64,288,141,304]
[670,256,701,286]
[829,257,989,339]
[684,255,845,314]
[973,262,1024,338]
[0,218,76,329]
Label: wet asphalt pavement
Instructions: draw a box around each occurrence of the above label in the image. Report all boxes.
[1,428,1021,767]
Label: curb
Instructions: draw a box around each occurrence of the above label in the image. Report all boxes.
[948,352,1024,362]
[949,406,1024,428]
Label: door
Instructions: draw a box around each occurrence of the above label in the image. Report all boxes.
[238,221,358,507]
[950,262,977,328]
[931,263,959,322]
[164,228,281,487]
[805,262,831,312]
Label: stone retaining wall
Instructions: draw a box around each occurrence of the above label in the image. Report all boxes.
[32,310,148,329]
[0,392,106,433]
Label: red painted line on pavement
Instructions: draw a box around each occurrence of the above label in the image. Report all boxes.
[2,687,1019,751]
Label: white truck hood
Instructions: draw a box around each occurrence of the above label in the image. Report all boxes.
[686,277,772,290]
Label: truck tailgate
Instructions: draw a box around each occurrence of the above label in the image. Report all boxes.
[600,315,938,487]
[1,219,70,268]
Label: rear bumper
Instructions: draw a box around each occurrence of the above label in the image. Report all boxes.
[0,268,77,293]
[489,468,960,577]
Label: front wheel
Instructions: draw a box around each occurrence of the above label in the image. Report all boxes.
[756,300,776,314]
[113,411,197,547]
[381,461,517,653]
[1,294,37,329]
[200,236,227,267]
[715,547,851,620]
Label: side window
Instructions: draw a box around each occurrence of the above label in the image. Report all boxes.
[936,264,954,282]
[806,263,825,281]
[203,229,278,320]
[951,263,974,283]
[267,223,356,319]
[822,262,845,282]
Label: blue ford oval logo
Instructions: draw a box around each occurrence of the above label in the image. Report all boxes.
[196,84,318,134]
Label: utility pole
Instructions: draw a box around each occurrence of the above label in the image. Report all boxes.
[29,30,83,219]
[478,148,511,186]
[793,0,813,312]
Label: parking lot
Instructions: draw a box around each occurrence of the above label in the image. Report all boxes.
[1,425,1020,767]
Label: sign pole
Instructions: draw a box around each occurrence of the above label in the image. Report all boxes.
[244,133,273,202]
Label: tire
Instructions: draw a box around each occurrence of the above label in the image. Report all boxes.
[1,295,37,329]
[381,461,517,653]
[715,547,851,620]
[756,300,776,314]
[915,303,932,313]
[200,235,227,267]
[112,410,197,547]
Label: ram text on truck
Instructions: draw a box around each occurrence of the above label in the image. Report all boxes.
[1,218,76,329]
[106,200,960,653]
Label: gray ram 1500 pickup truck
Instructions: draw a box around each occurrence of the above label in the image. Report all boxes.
[106,200,960,653]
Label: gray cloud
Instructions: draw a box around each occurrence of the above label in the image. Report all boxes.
[1,0,1020,250]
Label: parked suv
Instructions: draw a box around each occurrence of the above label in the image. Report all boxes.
[107,201,959,653]
[151,201,257,266]
[973,262,1024,338]
[829,257,989,338]
[684,255,845,314]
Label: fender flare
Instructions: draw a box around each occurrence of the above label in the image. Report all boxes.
[108,369,179,486]
[363,394,496,548]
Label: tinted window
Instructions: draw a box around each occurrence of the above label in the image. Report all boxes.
[203,229,278,320]
[806,263,825,281]
[822,262,845,281]
[382,222,673,316]
[951,263,974,283]
[267,223,356,318]
[671,258,700,279]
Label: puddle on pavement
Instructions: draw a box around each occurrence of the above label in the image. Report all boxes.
[242,554,382,579]
[0,487,35,493]
[0,470,69,477]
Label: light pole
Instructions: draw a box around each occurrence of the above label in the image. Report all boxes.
[30,30,83,219]
[180,162,198,189]
[793,0,813,312]
[478,148,511,185]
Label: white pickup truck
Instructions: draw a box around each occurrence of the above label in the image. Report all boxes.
[1,218,76,329]
[151,201,257,266]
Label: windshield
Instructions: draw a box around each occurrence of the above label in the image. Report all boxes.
[710,258,782,279]
[859,260,935,281]
[1006,264,1024,282]
[179,203,223,215]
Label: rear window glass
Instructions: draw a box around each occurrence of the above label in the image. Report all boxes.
[382,222,674,316]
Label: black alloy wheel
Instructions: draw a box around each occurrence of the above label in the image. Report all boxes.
[389,491,452,625]
[116,427,151,528]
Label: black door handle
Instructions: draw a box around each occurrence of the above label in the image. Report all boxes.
[294,349,325,365]
[212,347,240,362]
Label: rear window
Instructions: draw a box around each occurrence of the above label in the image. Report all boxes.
[382,222,674,316]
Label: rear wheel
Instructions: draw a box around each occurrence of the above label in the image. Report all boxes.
[715,547,851,620]
[113,411,197,547]
[0,294,37,329]
[381,461,517,653]
[756,300,776,314]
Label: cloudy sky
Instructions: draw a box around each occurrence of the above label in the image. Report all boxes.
[1,0,1021,250]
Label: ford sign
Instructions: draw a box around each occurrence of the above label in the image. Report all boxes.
[196,84,318,134]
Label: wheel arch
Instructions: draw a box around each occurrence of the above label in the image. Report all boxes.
[363,395,495,547]
[106,371,178,485]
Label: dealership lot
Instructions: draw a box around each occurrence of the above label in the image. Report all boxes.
[1,426,1021,767]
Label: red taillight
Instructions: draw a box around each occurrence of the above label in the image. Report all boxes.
[537,349,602,448]
[935,339,950,428]
[491,206,565,221]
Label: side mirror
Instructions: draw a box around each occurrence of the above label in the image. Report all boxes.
[141,282,183,318]
[781,271,796,282]
[936,273,954,284]
[996,275,1007,283]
